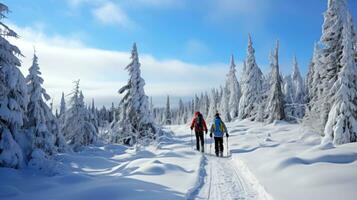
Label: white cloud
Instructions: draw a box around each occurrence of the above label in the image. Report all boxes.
[9,23,228,108]
[92,2,133,27]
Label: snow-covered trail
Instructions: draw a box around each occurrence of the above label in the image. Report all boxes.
[172,125,272,200]
[192,155,258,200]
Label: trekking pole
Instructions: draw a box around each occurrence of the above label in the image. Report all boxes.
[210,136,212,156]
[226,135,229,157]
[203,132,206,154]
[191,130,193,150]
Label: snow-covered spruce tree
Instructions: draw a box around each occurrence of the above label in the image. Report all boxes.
[203,92,210,118]
[284,56,306,120]
[24,52,67,168]
[219,86,231,122]
[59,92,66,118]
[164,95,172,125]
[226,55,241,120]
[177,98,185,124]
[238,35,264,121]
[62,81,97,150]
[0,4,28,168]
[265,41,285,123]
[304,44,326,132]
[305,44,320,104]
[194,94,199,112]
[323,12,357,145]
[291,56,305,105]
[283,75,294,104]
[89,99,99,133]
[149,96,154,118]
[114,43,161,145]
[314,0,348,131]
[207,88,218,121]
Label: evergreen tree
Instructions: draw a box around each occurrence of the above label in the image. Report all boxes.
[62,81,97,150]
[284,56,306,120]
[283,75,294,105]
[226,55,241,120]
[113,43,161,145]
[164,95,172,125]
[219,86,231,122]
[239,35,264,120]
[177,98,185,124]
[25,52,67,167]
[265,41,285,123]
[323,11,357,145]
[316,0,348,130]
[207,88,218,121]
[0,4,28,168]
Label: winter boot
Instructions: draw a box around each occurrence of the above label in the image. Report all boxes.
[219,152,223,157]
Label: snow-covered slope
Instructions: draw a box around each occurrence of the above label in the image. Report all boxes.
[1,121,357,200]
[0,127,201,200]
[226,120,357,200]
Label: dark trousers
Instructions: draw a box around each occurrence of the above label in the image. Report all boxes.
[214,137,224,155]
[195,131,204,151]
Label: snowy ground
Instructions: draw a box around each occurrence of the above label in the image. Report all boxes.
[1,120,357,200]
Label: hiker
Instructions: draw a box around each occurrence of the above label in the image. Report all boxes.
[210,113,229,157]
[190,111,208,152]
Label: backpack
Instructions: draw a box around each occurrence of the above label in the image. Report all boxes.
[213,117,224,137]
[195,113,203,130]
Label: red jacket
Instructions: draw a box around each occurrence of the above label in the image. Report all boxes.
[190,112,208,133]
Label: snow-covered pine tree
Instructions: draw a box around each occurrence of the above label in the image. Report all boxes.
[265,41,285,123]
[226,55,241,120]
[305,44,320,104]
[207,88,218,121]
[89,99,99,132]
[304,44,325,132]
[149,96,154,118]
[164,95,172,125]
[58,92,66,127]
[0,4,28,168]
[323,11,357,145]
[62,81,97,150]
[114,43,161,145]
[284,56,306,120]
[238,35,264,121]
[204,92,210,118]
[315,0,348,131]
[283,75,294,104]
[219,86,231,122]
[291,56,305,104]
[194,94,199,113]
[25,52,67,169]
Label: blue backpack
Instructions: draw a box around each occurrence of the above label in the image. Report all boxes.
[213,117,224,137]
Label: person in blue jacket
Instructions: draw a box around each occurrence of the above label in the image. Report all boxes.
[210,113,229,157]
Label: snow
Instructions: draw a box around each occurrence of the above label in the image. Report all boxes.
[0,126,201,200]
[225,120,357,200]
[2,120,357,200]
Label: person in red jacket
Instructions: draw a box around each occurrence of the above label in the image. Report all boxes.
[190,111,208,152]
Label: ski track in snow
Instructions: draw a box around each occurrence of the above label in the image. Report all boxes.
[187,155,259,200]
[184,129,272,200]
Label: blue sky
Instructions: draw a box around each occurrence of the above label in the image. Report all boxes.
[3,0,357,107]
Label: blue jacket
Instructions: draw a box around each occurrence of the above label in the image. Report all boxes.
[210,117,228,138]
